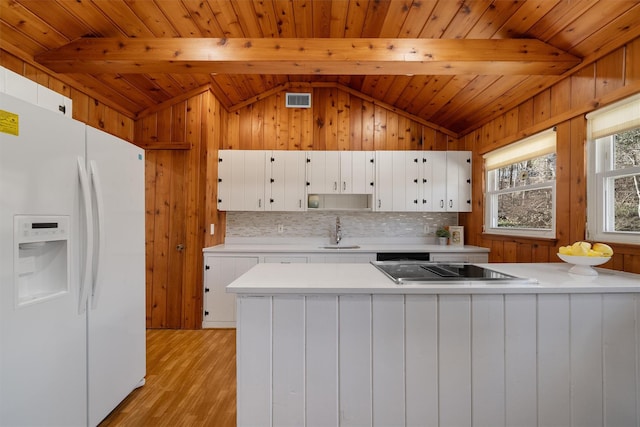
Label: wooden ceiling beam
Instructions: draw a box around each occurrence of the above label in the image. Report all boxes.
[35,38,581,76]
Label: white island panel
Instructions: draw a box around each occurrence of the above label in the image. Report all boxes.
[372,295,405,426]
[339,295,372,427]
[405,295,439,426]
[504,294,538,426]
[570,294,603,427]
[272,296,305,427]
[603,294,638,427]
[471,294,505,427]
[231,263,640,427]
[236,292,640,427]
[305,296,339,426]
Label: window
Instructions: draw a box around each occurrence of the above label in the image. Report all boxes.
[483,129,557,238]
[587,94,640,245]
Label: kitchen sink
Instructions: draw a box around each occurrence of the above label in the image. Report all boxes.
[319,245,361,249]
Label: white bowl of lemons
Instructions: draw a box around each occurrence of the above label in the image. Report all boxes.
[557,241,613,276]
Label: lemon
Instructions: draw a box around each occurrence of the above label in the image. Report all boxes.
[593,242,613,257]
[571,241,590,256]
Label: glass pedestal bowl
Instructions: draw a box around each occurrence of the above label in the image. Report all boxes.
[557,253,611,276]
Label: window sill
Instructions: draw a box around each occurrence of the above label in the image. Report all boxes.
[481,233,559,245]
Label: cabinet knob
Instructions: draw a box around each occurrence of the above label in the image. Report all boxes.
[413,199,418,204]
[218,178,222,182]
[414,179,418,183]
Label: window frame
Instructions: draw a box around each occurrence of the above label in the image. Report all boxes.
[587,118,640,245]
[483,129,557,239]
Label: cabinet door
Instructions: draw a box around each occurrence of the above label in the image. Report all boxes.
[217,150,267,211]
[430,151,448,212]
[267,151,306,211]
[419,152,435,211]
[263,256,308,263]
[404,151,421,211]
[37,85,73,117]
[308,254,376,263]
[306,151,340,194]
[375,151,410,212]
[343,151,375,194]
[217,150,235,211]
[374,151,394,211]
[446,151,472,212]
[203,256,259,328]
[244,151,267,210]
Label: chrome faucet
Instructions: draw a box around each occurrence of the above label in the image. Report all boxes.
[335,216,342,245]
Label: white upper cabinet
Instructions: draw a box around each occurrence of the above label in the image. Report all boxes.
[375,151,411,212]
[218,149,471,213]
[0,66,72,117]
[266,151,306,211]
[447,151,472,212]
[376,150,472,212]
[306,151,374,194]
[218,150,306,212]
[218,150,267,211]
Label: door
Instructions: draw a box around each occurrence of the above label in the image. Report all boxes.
[145,149,188,328]
[85,126,146,426]
[0,93,88,426]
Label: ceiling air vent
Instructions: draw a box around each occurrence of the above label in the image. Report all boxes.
[285,93,311,108]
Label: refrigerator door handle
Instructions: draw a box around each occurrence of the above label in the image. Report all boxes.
[77,157,93,314]
[89,160,106,309]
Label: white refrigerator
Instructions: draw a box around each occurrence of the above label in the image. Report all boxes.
[0,92,146,426]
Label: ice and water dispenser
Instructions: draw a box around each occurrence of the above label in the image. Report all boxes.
[14,215,70,306]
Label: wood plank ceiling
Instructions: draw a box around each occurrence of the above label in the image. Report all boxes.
[2,0,640,136]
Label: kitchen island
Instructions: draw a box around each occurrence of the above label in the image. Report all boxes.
[228,262,640,427]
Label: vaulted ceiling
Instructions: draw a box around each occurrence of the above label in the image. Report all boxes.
[2,0,639,135]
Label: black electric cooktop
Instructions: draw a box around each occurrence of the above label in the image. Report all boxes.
[371,261,533,284]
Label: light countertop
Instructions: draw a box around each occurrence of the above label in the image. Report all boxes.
[226,262,640,295]
[203,243,489,254]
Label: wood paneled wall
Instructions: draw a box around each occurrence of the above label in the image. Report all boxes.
[0,50,134,142]
[460,37,640,274]
[223,85,456,151]
[136,89,225,329]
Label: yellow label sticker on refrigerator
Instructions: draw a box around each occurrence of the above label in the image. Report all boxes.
[0,110,19,136]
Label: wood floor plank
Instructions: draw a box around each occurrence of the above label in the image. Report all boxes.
[99,329,236,427]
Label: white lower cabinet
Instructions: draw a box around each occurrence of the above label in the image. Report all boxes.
[202,255,258,328]
[308,253,375,263]
[236,293,640,427]
[263,256,308,263]
[430,252,488,263]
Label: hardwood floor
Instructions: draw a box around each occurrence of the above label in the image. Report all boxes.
[100,329,236,427]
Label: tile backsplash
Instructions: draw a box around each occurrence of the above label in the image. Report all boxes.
[225,211,458,241]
